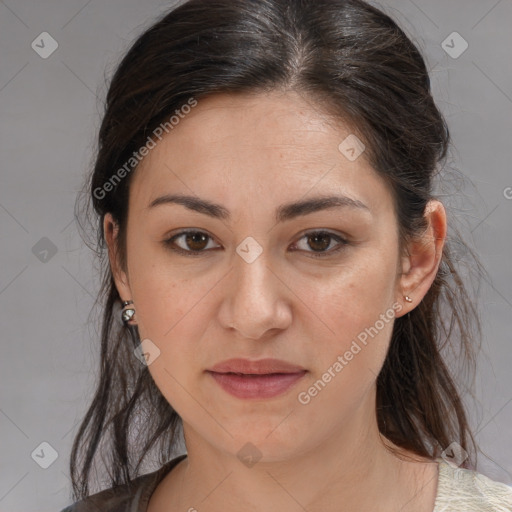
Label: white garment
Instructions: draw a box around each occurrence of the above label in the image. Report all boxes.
[433,457,512,511]
[59,454,512,511]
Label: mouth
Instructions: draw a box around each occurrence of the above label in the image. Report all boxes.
[221,372,295,376]
[206,370,307,399]
[208,357,306,375]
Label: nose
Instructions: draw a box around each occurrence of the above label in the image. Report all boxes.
[218,247,292,340]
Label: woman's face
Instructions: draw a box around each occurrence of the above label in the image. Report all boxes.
[108,90,412,461]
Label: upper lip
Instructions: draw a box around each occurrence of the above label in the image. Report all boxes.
[208,358,306,375]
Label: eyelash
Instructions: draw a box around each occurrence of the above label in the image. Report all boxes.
[162,230,349,258]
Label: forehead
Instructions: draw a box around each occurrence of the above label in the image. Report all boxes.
[130,91,392,216]
[154,90,354,159]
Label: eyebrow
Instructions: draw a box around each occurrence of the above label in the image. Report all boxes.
[146,193,371,223]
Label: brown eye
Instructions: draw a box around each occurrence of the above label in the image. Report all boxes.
[307,233,331,252]
[183,232,209,251]
[292,231,349,258]
[163,230,220,254]
[163,229,348,258]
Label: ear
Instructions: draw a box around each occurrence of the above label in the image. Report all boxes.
[104,212,132,302]
[395,199,447,317]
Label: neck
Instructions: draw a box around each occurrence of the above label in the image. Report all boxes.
[152,394,437,512]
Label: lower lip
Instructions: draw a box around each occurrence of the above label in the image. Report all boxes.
[207,371,307,399]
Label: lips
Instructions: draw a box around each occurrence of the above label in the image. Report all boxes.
[206,358,307,399]
[208,358,306,375]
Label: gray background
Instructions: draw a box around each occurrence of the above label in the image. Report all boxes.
[0,0,511,510]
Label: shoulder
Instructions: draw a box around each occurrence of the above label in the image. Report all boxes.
[434,458,512,511]
[57,474,155,512]
[59,454,188,512]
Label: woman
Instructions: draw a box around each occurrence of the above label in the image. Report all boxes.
[61,0,512,511]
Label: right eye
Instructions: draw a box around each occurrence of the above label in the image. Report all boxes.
[163,230,221,256]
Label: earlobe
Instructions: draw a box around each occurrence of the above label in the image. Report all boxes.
[396,199,447,315]
[103,213,132,299]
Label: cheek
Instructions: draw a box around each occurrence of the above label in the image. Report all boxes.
[291,254,397,381]
[293,253,397,333]
[126,242,193,336]
[295,300,395,425]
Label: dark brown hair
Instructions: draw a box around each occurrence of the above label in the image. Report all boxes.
[71,0,484,500]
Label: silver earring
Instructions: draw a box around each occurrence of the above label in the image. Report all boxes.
[404,296,413,303]
[121,300,140,348]
[121,300,136,324]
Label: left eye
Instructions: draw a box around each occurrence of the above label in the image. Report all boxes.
[163,230,348,258]
[291,231,348,258]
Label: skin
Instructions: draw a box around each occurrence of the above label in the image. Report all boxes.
[104,90,446,512]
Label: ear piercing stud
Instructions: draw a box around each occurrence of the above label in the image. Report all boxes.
[121,300,135,324]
